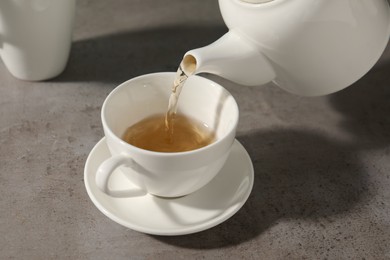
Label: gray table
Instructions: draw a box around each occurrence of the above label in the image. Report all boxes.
[1,0,389,259]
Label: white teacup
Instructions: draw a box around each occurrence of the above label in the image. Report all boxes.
[96,72,239,198]
[0,0,75,81]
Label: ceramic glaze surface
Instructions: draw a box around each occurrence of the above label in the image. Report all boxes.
[86,138,254,235]
[0,0,75,80]
[186,0,390,96]
[96,73,239,198]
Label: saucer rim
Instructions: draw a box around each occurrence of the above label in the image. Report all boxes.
[84,137,254,236]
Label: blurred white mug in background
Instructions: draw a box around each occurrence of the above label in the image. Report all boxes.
[0,0,75,81]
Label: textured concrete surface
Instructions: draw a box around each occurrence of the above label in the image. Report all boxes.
[1,0,390,259]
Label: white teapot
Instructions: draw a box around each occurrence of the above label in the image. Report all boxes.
[182,0,390,96]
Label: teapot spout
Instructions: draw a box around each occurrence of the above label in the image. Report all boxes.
[182,31,276,86]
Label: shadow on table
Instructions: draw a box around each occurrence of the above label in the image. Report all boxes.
[153,129,369,248]
[328,63,390,151]
[54,25,227,84]
[153,55,390,249]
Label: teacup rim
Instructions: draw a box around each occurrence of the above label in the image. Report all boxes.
[101,72,239,156]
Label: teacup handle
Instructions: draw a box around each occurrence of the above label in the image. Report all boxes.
[96,155,147,197]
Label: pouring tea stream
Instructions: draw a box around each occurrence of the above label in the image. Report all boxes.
[182,0,390,96]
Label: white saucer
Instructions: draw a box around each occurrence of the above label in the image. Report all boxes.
[84,137,254,236]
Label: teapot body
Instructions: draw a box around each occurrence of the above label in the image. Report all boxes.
[218,0,390,95]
